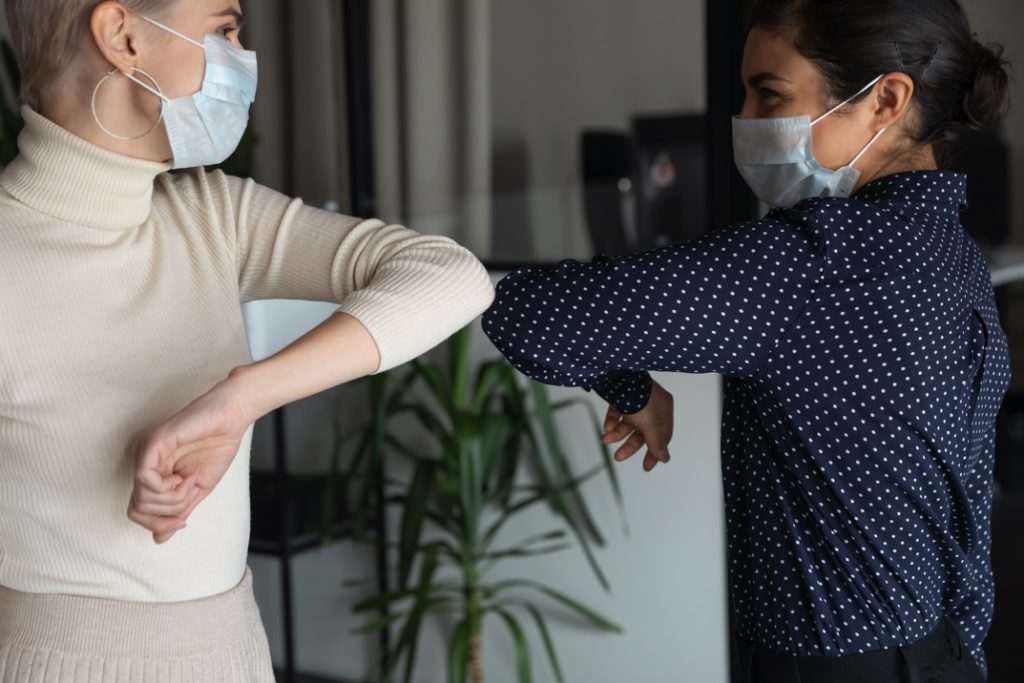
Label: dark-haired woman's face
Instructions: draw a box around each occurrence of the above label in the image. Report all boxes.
[738,28,881,172]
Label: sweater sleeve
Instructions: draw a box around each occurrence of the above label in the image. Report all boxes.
[220,173,495,373]
[481,213,824,413]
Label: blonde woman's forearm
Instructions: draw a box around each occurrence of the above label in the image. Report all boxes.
[227,312,381,423]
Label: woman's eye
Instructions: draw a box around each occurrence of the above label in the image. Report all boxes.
[219,26,238,38]
[759,88,783,102]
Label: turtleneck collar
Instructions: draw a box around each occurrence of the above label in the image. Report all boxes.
[0,106,171,231]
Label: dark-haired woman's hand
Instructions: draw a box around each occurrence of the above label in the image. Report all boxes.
[600,380,674,472]
[127,377,254,544]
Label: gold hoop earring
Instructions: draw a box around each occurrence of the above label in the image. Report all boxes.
[91,67,165,141]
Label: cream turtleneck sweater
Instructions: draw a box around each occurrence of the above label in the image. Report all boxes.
[0,107,494,602]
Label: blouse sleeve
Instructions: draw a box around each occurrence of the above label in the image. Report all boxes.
[481,214,825,413]
[220,172,495,374]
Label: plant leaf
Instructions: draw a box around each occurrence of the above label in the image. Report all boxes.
[398,460,437,589]
[475,414,510,496]
[386,366,422,413]
[529,383,605,546]
[490,579,622,633]
[557,397,628,533]
[481,464,606,551]
[494,608,531,683]
[480,544,571,563]
[525,604,565,683]
[418,539,463,564]
[352,609,407,635]
[353,587,416,613]
[449,326,472,411]
[456,416,483,543]
[396,546,441,683]
[471,360,510,414]
[342,431,375,540]
[322,419,368,541]
[386,433,434,463]
[480,529,566,558]
[412,360,453,413]
[521,428,610,590]
[391,403,449,439]
[448,618,471,683]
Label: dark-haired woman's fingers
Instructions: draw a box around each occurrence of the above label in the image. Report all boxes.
[603,405,622,435]
[602,419,633,445]
[643,451,660,472]
[614,430,646,462]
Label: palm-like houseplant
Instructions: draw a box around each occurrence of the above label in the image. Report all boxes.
[331,326,628,682]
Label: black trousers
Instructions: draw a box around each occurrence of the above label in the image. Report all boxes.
[735,618,986,683]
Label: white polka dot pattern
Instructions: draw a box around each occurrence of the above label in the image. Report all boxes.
[482,171,1009,677]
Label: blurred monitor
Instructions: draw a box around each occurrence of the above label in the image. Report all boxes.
[581,114,708,257]
[632,114,708,250]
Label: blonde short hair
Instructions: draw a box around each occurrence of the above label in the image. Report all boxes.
[5,0,174,110]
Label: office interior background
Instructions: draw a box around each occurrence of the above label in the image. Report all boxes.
[2,1,1023,681]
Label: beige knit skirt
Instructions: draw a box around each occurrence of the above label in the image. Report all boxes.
[0,567,274,682]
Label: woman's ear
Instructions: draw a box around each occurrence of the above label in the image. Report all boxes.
[89,1,140,73]
[871,72,916,131]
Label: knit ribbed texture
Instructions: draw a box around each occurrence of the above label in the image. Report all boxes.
[0,107,494,603]
[0,568,275,681]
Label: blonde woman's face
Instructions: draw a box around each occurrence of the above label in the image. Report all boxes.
[136,0,245,100]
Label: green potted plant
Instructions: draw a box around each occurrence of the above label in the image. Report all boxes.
[333,326,627,683]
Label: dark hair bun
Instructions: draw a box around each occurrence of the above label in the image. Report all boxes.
[748,0,1011,163]
[960,39,1011,130]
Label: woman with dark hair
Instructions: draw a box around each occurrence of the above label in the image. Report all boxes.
[483,1,1012,681]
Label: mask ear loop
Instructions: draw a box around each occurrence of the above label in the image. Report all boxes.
[140,16,206,49]
[91,67,168,141]
[848,128,887,169]
[809,73,888,169]
[811,73,886,125]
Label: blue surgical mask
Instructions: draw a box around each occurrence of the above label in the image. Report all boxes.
[732,75,886,209]
[121,16,258,169]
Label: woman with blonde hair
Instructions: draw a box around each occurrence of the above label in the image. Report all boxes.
[0,0,493,679]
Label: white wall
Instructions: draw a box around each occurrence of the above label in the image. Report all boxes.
[490,0,707,261]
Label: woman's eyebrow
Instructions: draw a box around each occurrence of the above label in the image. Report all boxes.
[211,9,244,27]
[747,72,792,88]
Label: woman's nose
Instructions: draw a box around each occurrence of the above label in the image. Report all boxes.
[736,94,757,120]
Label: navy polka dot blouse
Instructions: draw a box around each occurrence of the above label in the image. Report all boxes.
[482,171,1009,676]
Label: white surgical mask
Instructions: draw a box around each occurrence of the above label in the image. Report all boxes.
[120,16,258,169]
[732,74,886,209]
